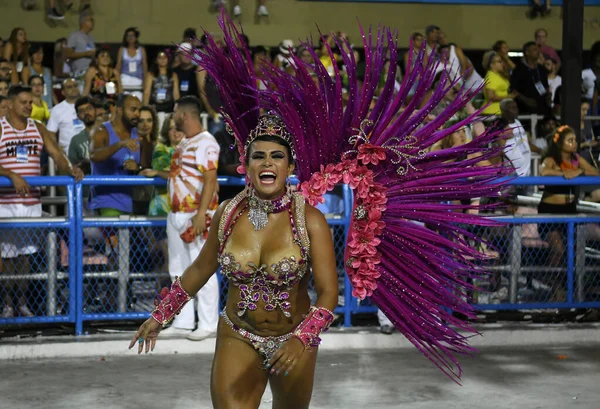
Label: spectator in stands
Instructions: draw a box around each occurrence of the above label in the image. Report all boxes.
[510,41,551,116]
[47,78,84,153]
[161,96,219,340]
[532,114,557,155]
[67,96,96,175]
[424,25,440,62]
[492,40,515,78]
[94,98,110,124]
[214,125,243,201]
[53,38,71,79]
[273,40,295,72]
[253,46,271,90]
[64,12,96,86]
[173,43,201,100]
[21,44,55,109]
[534,28,560,70]
[140,114,185,278]
[582,51,600,108]
[499,99,532,177]
[0,85,83,318]
[318,35,341,76]
[527,0,551,19]
[3,28,29,80]
[115,27,147,101]
[579,99,598,166]
[544,56,561,108]
[0,95,8,118]
[0,58,15,86]
[89,94,142,217]
[482,51,516,115]
[133,106,158,214]
[141,114,183,216]
[197,37,225,135]
[143,50,179,128]
[539,125,598,301]
[83,48,122,102]
[0,78,10,97]
[28,75,50,124]
[48,0,91,20]
[438,32,483,92]
[232,0,268,17]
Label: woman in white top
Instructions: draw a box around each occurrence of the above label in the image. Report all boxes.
[115,27,147,100]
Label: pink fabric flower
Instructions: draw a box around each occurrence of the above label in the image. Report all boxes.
[357,143,387,166]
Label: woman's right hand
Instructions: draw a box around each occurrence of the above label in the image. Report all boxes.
[139,168,158,177]
[564,169,583,179]
[129,318,162,354]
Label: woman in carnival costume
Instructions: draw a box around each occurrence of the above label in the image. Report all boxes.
[130,13,509,408]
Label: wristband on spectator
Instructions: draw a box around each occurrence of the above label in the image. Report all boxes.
[151,277,193,327]
[292,306,335,349]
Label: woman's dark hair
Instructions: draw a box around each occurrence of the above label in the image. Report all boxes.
[28,43,43,57]
[151,51,172,78]
[27,74,44,86]
[159,113,175,146]
[246,134,293,164]
[92,48,111,69]
[140,105,159,143]
[122,27,140,47]
[547,125,576,166]
[492,40,506,53]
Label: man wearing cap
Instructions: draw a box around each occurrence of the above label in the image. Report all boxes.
[274,40,295,72]
[173,42,202,101]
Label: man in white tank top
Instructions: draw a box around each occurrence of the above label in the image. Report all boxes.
[0,85,83,318]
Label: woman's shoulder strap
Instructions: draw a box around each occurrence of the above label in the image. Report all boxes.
[217,189,247,245]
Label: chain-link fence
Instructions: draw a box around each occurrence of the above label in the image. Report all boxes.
[3,176,600,335]
[469,215,600,308]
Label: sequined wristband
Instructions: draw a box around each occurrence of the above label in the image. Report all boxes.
[292,306,335,349]
[151,277,193,327]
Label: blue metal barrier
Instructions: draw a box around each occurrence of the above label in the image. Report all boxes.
[1,175,600,335]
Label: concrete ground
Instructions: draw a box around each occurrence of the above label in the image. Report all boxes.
[1,345,599,409]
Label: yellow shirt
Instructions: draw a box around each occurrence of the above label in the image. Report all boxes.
[31,100,50,124]
[482,70,510,115]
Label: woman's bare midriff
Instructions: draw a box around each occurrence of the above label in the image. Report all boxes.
[225,275,311,336]
[541,192,576,205]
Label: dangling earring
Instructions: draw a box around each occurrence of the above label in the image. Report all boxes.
[286,177,292,193]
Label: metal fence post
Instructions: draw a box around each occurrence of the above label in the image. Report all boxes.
[46,231,57,316]
[576,223,586,302]
[342,184,353,327]
[74,182,84,335]
[509,224,522,304]
[567,222,575,304]
[118,215,131,313]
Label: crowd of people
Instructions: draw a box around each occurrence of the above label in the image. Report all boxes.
[0,7,599,322]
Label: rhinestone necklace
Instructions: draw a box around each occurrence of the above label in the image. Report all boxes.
[247,187,292,230]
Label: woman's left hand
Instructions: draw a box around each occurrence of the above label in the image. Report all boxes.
[267,336,306,376]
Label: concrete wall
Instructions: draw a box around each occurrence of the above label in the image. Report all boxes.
[1,0,600,49]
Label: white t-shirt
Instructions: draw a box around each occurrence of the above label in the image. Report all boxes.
[504,119,531,177]
[46,100,85,153]
[582,69,596,100]
[548,75,562,106]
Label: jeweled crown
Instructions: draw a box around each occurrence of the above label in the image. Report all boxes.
[244,115,296,159]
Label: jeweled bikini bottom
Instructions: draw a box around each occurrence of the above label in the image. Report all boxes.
[220,307,293,369]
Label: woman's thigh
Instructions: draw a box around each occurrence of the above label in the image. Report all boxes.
[269,347,318,409]
[211,320,270,409]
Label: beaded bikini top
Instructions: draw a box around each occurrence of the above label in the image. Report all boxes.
[217,190,311,318]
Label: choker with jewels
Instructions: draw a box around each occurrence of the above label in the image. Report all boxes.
[247,187,292,230]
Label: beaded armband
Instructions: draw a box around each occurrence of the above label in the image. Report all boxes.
[151,277,193,327]
[292,306,335,349]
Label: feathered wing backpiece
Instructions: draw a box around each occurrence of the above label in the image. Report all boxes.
[198,13,510,383]
[261,25,511,383]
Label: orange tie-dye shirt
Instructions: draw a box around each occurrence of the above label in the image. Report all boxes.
[168,131,220,213]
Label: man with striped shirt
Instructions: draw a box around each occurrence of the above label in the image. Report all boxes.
[0,85,83,318]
